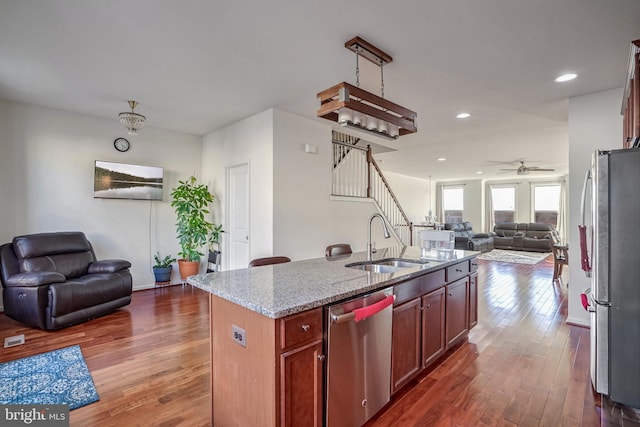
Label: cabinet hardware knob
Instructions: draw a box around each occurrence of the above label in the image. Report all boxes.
[448,293,453,297]
[456,268,463,272]
[318,354,326,361]
[301,324,310,332]
[426,303,431,309]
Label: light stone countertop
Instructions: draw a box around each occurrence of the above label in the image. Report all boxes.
[187,246,479,319]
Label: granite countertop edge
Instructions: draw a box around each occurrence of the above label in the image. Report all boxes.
[187,247,479,319]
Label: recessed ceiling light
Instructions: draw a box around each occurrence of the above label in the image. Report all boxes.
[456,113,471,119]
[476,171,483,174]
[437,158,446,162]
[555,73,577,82]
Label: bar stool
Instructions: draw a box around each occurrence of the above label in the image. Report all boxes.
[325,244,353,257]
[248,256,291,267]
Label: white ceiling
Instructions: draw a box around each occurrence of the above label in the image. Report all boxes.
[1,1,639,181]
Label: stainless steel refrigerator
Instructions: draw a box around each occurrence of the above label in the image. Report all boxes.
[581,148,640,408]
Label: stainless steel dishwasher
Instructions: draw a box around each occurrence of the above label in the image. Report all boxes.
[325,287,395,427]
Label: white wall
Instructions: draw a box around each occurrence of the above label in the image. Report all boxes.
[435,179,484,232]
[567,87,623,326]
[202,109,274,268]
[0,100,202,302]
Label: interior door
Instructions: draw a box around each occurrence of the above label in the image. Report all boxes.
[227,163,250,270]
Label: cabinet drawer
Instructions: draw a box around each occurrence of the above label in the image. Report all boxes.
[280,308,322,351]
[394,269,445,306]
[446,261,469,283]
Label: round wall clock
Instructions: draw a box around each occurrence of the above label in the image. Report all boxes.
[113,137,130,152]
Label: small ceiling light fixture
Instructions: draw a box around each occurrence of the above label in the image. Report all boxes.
[555,73,577,83]
[119,100,146,136]
[476,171,483,174]
[317,37,417,140]
[456,112,471,119]
[437,157,446,162]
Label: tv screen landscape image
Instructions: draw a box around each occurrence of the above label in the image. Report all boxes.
[94,160,164,200]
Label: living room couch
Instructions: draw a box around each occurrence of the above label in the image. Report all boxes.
[0,231,132,330]
[492,223,554,252]
[444,222,494,252]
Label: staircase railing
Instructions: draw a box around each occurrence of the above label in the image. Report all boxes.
[331,138,413,245]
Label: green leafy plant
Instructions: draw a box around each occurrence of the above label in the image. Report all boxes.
[170,176,220,262]
[153,252,176,268]
[210,223,225,251]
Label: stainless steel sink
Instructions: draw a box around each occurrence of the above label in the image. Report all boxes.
[345,258,428,273]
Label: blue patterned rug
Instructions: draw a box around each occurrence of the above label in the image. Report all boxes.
[0,345,99,410]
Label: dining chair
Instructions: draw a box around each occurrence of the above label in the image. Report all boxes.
[248,256,291,267]
[552,244,569,284]
[325,244,353,257]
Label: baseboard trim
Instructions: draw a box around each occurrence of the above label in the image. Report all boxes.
[566,316,590,328]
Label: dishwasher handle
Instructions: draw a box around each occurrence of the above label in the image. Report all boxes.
[331,294,395,324]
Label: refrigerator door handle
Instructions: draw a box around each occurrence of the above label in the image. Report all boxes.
[580,169,591,226]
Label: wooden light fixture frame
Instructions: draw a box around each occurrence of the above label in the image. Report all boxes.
[317,37,417,139]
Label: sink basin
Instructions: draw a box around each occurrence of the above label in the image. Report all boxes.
[345,258,428,273]
[373,259,426,268]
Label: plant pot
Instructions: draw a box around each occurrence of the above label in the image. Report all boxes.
[178,259,200,280]
[153,266,172,283]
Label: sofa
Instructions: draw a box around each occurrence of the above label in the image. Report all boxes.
[0,231,132,330]
[444,222,494,252]
[492,223,554,252]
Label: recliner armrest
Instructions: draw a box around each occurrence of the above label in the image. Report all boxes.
[6,271,66,287]
[88,259,132,274]
[473,233,491,238]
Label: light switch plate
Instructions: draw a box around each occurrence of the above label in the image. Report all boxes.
[4,334,25,348]
[232,325,246,347]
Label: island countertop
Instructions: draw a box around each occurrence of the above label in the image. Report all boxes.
[187,246,479,319]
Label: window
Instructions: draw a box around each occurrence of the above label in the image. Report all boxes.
[442,186,464,223]
[490,186,516,224]
[532,184,561,228]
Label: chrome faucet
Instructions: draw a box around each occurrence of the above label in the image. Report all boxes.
[367,213,391,261]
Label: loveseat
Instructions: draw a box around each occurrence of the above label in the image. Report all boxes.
[492,223,554,252]
[444,222,494,252]
[0,231,132,330]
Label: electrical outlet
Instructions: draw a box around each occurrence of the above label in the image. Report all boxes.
[232,325,246,347]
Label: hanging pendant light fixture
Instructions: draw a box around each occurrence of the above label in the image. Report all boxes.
[119,100,146,136]
[317,37,417,140]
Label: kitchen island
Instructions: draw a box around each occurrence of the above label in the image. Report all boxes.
[188,246,479,426]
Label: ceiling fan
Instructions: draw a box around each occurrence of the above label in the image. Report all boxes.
[499,160,555,175]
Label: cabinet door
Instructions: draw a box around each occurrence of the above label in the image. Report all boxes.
[445,278,469,349]
[391,298,422,393]
[468,273,478,329]
[280,340,323,427]
[422,288,446,368]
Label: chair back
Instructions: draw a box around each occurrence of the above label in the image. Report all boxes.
[325,244,352,257]
[248,256,291,267]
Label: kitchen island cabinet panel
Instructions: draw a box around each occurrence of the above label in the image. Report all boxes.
[280,340,323,427]
[391,297,423,393]
[469,272,478,329]
[445,277,469,348]
[422,287,446,368]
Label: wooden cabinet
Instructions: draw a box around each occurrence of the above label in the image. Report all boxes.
[422,287,446,367]
[280,341,323,427]
[278,308,323,427]
[391,297,423,392]
[445,277,469,348]
[623,39,640,148]
[468,272,478,329]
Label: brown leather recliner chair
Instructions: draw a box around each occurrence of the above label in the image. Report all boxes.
[0,231,132,330]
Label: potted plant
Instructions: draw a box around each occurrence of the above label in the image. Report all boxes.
[170,175,220,280]
[153,252,176,284]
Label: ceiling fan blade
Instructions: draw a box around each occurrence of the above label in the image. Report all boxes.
[498,168,518,171]
[528,168,555,172]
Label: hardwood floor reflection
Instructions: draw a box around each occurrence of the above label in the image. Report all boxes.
[368,256,601,427]
[0,257,598,426]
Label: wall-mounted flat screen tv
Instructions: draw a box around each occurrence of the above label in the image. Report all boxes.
[94,160,164,200]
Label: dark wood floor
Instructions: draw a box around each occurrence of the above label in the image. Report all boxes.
[0,256,612,426]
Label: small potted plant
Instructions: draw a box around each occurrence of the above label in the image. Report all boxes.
[153,252,176,284]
